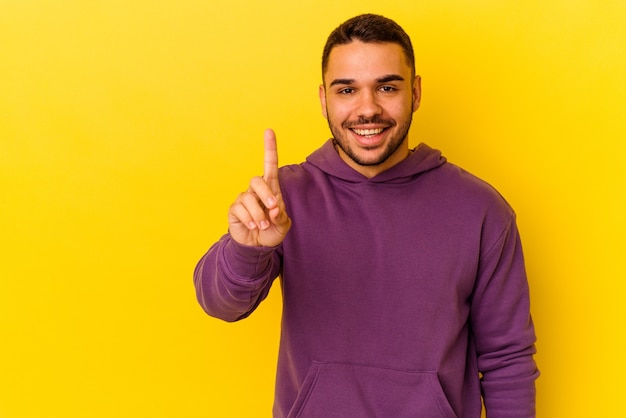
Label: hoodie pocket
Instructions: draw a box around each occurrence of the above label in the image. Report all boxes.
[288,362,457,418]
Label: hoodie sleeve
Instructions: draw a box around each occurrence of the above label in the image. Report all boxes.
[471,214,539,418]
[193,234,282,322]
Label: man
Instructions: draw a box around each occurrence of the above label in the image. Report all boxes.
[194,14,538,418]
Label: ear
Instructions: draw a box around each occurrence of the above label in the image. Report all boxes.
[319,84,328,119]
[412,75,422,113]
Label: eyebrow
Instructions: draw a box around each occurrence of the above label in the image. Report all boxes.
[377,74,406,83]
[329,78,355,87]
[329,74,406,87]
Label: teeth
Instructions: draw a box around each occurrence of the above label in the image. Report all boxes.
[352,128,384,136]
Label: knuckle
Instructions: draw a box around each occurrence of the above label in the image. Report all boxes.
[230,201,245,216]
[249,175,263,188]
[242,192,261,207]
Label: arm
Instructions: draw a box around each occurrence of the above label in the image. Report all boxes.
[193,234,282,322]
[471,214,539,418]
[193,129,291,322]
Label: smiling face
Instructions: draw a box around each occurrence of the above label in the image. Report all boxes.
[319,40,421,178]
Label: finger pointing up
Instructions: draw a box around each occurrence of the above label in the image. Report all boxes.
[263,129,280,191]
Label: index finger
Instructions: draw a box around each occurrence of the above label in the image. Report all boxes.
[263,129,279,187]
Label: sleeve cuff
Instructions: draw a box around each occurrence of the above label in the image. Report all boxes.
[221,236,278,280]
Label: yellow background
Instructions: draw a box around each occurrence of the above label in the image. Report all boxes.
[1,0,625,417]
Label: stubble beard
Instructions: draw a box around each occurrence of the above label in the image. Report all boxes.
[328,113,413,167]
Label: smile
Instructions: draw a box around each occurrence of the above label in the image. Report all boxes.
[351,127,385,138]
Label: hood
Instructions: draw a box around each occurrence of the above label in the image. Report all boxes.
[305,139,447,184]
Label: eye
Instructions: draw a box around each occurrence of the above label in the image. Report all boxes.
[379,85,397,93]
[338,88,355,95]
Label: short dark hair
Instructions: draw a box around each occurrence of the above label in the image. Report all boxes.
[321,14,415,79]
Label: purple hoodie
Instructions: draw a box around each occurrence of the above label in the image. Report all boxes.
[194,140,538,417]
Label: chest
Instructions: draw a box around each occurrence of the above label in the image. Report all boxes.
[281,180,482,310]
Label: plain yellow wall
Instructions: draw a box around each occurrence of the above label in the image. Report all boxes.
[1,1,625,417]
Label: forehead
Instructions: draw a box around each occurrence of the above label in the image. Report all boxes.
[324,41,410,83]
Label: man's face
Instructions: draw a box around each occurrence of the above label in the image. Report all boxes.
[319,41,421,178]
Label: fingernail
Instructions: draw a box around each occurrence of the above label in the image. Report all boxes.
[260,220,269,230]
[267,197,277,207]
[248,222,257,229]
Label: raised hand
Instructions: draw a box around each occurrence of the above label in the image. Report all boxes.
[227,129,292,247]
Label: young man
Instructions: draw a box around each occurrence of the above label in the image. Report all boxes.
[194,14,539,418]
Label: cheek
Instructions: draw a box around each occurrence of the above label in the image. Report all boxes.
[389,99,414,119]
[326,102,350,123]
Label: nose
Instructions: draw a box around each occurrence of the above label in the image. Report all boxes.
[356,90,382,119]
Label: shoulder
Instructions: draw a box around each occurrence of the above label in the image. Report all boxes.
[278,162,316,185]
[428,160,516,223]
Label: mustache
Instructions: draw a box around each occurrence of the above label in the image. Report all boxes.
[342,116,396,128]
